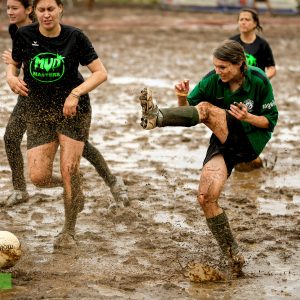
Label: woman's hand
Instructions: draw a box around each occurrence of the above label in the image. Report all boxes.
[63,93,79,117]
[229,102,248,120]
[175,79,189,96]
[6,75,29,96]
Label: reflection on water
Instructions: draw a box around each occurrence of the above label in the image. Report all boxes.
[257,196,300,216]
[153,211,191,229]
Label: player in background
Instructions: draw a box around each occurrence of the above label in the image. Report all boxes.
[230,7,276,80]
[138,40,278,275]
[2,0,128,210]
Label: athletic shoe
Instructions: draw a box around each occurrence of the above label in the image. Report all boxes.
[110,176,129,207]
[230,253,245,277]
[0,190,29,207]
[139,87,159,130]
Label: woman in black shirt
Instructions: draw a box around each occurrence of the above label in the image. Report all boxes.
[6,0,108,248]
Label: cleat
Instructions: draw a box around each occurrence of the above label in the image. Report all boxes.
[230,253,245,277]
[0,190,29,207]
[110,176,129,207]
[107,202,124,214]
[139,87,159,130]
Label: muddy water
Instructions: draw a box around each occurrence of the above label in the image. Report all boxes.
[0,7,300,299]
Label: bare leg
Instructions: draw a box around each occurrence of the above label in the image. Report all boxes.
[27,141,62,188]
[198,155,227,218]
[58,135,84,240]
[198,155,244,275]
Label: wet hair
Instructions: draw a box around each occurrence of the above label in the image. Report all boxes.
[14,0,35,20]
[238,7,263,32]
[213,40,248,75]
[33,0,63,9]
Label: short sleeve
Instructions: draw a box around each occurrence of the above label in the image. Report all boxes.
[11,30,24,64]
[76,30,98,66]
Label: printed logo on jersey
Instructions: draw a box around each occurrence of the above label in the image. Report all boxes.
[30,52,65,83]
[245,53,257,66]
[244,99,254,112]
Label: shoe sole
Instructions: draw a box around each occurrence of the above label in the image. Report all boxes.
[139,87,158,130]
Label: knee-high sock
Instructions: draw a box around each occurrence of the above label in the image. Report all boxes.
[82,141,116,187]
[157,106,199,127]
[206,211,239,256]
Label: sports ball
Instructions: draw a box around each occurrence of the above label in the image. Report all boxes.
[0,231,22,269]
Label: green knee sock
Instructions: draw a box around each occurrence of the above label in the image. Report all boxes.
[157,106,199,127]
[206,211,239,256]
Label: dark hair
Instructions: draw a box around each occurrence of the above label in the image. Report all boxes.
[33,0,63,9]
[15,0,35,20]
[213,40,248,74]
[238,7,263,32]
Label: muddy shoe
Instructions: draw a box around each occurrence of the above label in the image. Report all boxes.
[107,202,124,214]
[230,253,245,277]
[53,232,77,250]
[0,190,29,207]
[110,176,129,207]
[139,87,159,130]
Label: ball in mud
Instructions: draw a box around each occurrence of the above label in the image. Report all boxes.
[0,231,22,269]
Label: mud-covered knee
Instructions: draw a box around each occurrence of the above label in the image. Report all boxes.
[196,102,211,122]
[30,173,51,187]
[197,194,207,207]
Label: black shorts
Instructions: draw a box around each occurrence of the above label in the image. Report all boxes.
[26,94,91,150]
[203,111,257,176]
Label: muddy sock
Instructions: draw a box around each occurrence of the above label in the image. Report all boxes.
[157,107,199,127]
[206,211,239,256]
[62,174,82,234]
[82,141,116,187]
[4,138,26,191]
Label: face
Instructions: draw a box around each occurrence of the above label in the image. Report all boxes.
[213,57,242,83]
[35,0,62,32]
[238,11,257,34]
[7,0,31,27]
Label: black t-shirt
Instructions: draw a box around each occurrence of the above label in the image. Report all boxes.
[230,34,275,71]
[8,23,18,40]
[12,23,98,106]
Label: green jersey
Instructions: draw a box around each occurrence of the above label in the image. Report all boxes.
[187,66,278,155]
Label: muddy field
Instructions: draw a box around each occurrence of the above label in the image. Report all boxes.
[0,7,300,299]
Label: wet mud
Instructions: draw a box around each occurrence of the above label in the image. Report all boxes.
[0,7,299,299]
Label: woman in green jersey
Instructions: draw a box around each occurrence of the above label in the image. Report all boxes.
[139,39,278,276]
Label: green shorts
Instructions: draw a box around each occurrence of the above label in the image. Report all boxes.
[26,94,91,150]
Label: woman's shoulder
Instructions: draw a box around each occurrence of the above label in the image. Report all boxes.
[8,24,18,39]
[61,24,84,35]
[255,35,271,46]
[17,22,38,34]
[229,34,241,41]
[247,66,269,85]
